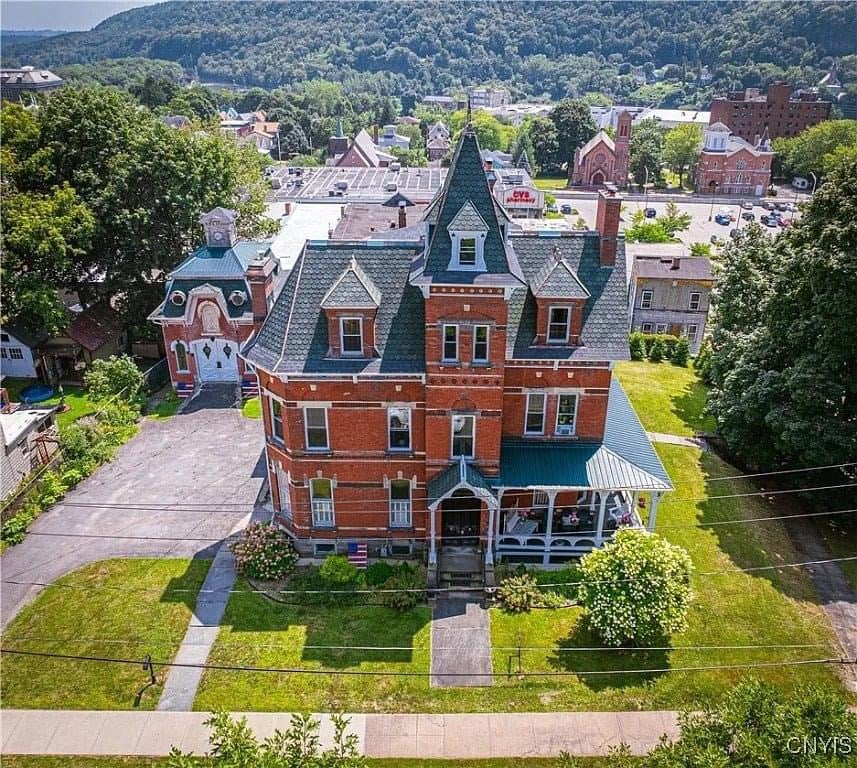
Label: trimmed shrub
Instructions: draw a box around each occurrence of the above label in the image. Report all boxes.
[649,337,665,362]
[230,522,298,581]
[671,336,690,366]
[379,566,425,611]
[578,528,693,646]
[629,332,646,361]
[84,354,145,401]
[497,573,540,612]
[365,561,395,587]
[319,554,358,586]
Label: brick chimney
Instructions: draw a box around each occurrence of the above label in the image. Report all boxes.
[595,188,622,267]
[398,201,407,228]
[245,250,277,328]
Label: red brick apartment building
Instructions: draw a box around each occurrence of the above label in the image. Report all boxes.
[242,126,672,586]
[709,81,830,142]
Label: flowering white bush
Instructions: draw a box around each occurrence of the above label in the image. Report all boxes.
[578,528,693,646]
[230,522,298,580]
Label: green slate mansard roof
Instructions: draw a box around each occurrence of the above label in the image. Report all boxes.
[242,126,630,374]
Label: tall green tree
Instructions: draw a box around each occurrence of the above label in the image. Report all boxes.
[773,119,857,180]
[628,118,666,186]
[528,115,559,174]
[548,99,597,171]
[663,124,702,187]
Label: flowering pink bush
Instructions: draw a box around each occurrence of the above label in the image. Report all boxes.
[230,522,298,580]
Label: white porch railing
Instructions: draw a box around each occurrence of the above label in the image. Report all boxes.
[312,499,335,527]
[390,500,412,527]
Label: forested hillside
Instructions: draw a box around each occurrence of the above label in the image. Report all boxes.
[4,1,855,103]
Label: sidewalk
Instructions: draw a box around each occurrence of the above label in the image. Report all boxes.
[0,709,681,758]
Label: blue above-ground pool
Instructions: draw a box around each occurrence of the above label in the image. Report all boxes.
[19,383,55,404]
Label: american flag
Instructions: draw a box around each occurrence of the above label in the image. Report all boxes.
[347,542,368,569]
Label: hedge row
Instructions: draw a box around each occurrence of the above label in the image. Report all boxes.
[629,332,689,366]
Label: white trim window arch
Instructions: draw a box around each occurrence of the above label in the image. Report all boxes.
[339,316,364,356]
[389,478,412,528]
[198,301,221,335]
[310,477,335,528]
[547,305,571,344]
[171,340,190,372]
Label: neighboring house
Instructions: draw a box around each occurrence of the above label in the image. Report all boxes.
[469,86,510,109]
[627,244,713,355]
[0,400,59,501]
[376,124,411,150]
[0,66,63,100]
[428,122,451,142]
[333,129,396,168]
[569,111,631,188]
[241,125,671,585]
[332,192,427,240]
[0,322,48,379]
[148,208,279,396]
[160,114,191,130]
[39,303,127,385]
[480,149,513,168]
[427,135,450,162]
[421,95,467,111]
[695,122,773,197]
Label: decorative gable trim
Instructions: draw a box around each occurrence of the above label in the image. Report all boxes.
[320,257,382,309]
[447,200,489,233]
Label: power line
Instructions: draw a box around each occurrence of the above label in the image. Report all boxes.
[1,647,850,678]
[700,462,856,482]
[5,555,856,597]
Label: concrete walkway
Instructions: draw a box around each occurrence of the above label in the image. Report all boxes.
[0,709,681,757]
[647,431,710,451]
[430,599,493,687]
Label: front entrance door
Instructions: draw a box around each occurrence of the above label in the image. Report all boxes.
[441,491,482,548]
[194,338,239,382]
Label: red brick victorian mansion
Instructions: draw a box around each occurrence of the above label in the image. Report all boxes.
[241,124,672,585]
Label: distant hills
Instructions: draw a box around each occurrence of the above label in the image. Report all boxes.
[3,1,855,100]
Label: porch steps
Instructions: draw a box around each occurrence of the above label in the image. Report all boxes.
[437,547,485,598]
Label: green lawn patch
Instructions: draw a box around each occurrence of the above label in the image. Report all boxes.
[615,361,715,437]
[1,558,210,710]
[241,396,262,419]
[533,176,568,190]
[146,388,181,420]
[2,378,96,428]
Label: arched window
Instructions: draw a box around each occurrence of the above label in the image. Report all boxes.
[174,341,189,372]
[736,159,746,170]
[199,302,220,335]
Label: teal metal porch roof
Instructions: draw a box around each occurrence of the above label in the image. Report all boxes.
[426,456,498,507]
[498,380,672,492]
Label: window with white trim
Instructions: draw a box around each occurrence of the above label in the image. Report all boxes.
[641,322,654,333]
[389,479,412,527]
[451,414,475,458]
[174,341,189,372]
[275,464,292,520]
[304,407,329,450]
[640,290,653,309]
[524,392,545,435]
[310,477,334,527]
[388,406,411,451]
[688,292,701,311]
[458,237,477,266]
[686,323,699,341]
[340,317,363,355]
[0,348,7,359]
[656,323,668,334]
[269,397,284,442]
[555,394,578,436]
[472,325,489,363]
[442,324,458,361]
[7,347,24,360]
[547,306,570,343]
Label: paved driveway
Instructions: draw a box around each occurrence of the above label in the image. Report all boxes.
[0,385,266,629]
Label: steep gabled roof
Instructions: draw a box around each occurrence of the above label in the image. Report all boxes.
[577,130,614,161]
[320,257,382,309]
[447,200,488,232]
[530,249,592,299]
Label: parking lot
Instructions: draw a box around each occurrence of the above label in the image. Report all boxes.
[267,165,446,203]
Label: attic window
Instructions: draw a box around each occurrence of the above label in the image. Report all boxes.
[170,291,186,306]
[459,237,477,266]
[229,290,247,306]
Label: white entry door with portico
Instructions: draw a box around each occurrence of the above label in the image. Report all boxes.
[193,337,239,382]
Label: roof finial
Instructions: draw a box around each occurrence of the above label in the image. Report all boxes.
[464,95,473,135]
[552,245,561,262]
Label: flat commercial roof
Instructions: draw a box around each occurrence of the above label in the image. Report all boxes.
[269,166,447,203]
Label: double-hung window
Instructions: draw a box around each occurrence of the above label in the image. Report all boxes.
[451,415,475,458]
[688,292,701,311]
[640,290,653,309]
[547,306,570,343]
[656,323,668,334]
[340,317,363,355]
[304,407,329,450]
[442,324,459,361]
[310,478,334,527]
[174,342,189,372]
[269,397,284,442]
[389,479,412,527]
[641,322,653,333]
[524,392,546,435]
[8,347,24,360]
[472,325,489,363]
[686,323,699,341]
[388,406,411,451]
[275,464,292,520]
[458,237,477,266]
[555,394,578,436]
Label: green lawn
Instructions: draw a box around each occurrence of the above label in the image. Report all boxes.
[241,396,262,419]
[146,387,181,420]
[1,558,210,710]
[615,361,715,437]
[2,378,97,428]
[2,758,618,767]
[533,176,569,190]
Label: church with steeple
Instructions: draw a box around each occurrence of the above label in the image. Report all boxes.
[242,119,671,586]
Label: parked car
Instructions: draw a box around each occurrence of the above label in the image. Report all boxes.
[644,207,657,218]
[741,201,754,210]
[761,200,776,211]
[778,217,792,228]
[741,211,755,221]
[729,228,741,238]
[714,213,731,225]
[775,201,788,211]
[710,235,724,245]
[560,204,573,214]
[546,203,559,213]
[762,215,778,227]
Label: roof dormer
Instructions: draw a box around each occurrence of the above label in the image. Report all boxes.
[320,257,381,358]
[200,207,239,248]
[446,200,489,271]
[530,246,591,346]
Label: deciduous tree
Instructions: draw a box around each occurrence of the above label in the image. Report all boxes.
[663,124,702,187]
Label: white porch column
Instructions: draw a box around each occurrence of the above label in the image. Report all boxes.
[595,491,608,546]
[647,492,661,532]
[543,490,557,566]
[429,504,437,564]
[485,502,495,566]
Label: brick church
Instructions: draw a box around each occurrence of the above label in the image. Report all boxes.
[568,110,631,188]
[242,122,671,586]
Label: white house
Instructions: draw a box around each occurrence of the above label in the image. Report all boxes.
[0,405,58,500]
[0,323,48,379]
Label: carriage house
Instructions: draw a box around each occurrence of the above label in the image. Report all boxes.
[149,208,278,397]
[241,125,672,586]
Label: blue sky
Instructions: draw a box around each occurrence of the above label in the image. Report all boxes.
[1,0,161,31]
